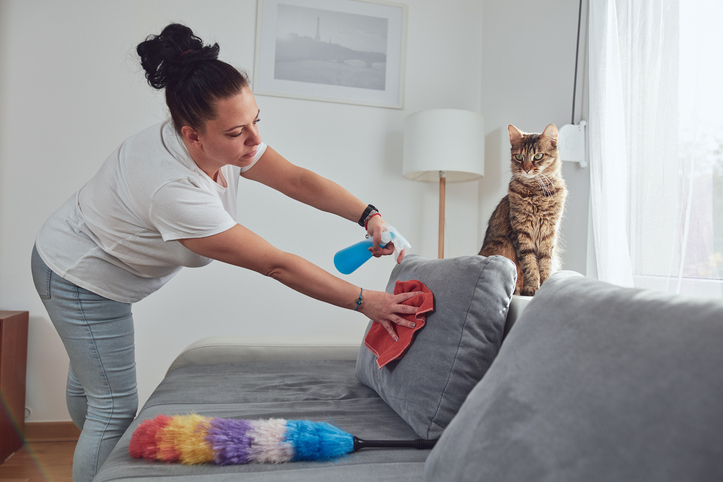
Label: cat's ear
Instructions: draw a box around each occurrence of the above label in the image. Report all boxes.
[508,125,523,144]
[542,124,559,147]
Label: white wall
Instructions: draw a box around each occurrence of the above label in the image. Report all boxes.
[0,0,485,422]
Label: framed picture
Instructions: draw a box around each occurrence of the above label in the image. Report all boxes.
[253,0,407,109]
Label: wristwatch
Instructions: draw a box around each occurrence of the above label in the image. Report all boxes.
[357,204,378,227]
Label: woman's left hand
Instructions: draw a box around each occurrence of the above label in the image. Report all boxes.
[358,289,421,341]
[367,215,405,263]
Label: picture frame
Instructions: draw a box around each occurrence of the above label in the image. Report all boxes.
[253,0,407,109]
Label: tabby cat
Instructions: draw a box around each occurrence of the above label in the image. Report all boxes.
[478,124,567,296]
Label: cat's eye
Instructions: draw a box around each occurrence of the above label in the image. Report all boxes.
[514,154,523,161]
[534,153,543,160]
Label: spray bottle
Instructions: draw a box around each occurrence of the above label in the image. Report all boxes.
[334,224,411,275]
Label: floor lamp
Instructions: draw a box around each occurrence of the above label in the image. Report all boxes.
[403,109,485,259]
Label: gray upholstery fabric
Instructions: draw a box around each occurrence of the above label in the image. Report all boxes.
[94,360,428,482]
[356,254,516,439]
[426,270,723,482]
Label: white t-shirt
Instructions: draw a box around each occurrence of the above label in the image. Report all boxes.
[35,120,267,303]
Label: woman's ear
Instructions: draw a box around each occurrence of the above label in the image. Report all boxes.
[181,125,201,146]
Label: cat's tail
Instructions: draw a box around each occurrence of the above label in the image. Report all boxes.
[479,239,523,294]
[478,195,523,294]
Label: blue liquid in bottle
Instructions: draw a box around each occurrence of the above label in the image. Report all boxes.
[334,239,374,274]
[334,235,392,274]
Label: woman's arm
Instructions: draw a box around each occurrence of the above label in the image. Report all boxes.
[179,224,417,340]
[241,147,398,259]
[241,146,365,222]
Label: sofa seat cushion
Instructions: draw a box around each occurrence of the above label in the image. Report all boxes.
[425,270,723,482]
[94,360,428,482]
[356,254,516,439]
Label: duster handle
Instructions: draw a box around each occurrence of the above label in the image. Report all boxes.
[352,436,438,451]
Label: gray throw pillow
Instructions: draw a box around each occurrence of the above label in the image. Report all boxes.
[355,254,516,439]
[426,270,723,482]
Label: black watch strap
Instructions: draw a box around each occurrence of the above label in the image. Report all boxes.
[357,204,378,227]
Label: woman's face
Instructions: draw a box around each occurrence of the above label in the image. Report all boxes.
[196,86,262,172]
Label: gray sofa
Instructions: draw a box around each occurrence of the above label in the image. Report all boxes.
[93,255,723,481]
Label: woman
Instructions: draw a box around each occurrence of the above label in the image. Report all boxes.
[31,23,418,482]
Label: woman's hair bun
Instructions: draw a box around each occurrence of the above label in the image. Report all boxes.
[136,23,248,132]
[137,23,220,90]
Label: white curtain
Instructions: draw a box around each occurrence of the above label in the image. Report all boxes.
[589,0,723,298]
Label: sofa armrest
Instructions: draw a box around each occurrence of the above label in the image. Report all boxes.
[166,337,360,375]
[504,294,533,338]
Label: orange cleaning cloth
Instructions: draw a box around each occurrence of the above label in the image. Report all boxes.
[364,280,435,369]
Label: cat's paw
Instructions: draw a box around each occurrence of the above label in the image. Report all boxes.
[520,286,537,296]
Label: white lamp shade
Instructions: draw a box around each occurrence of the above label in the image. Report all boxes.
[403,109,485,182]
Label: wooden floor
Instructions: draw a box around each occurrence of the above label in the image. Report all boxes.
[0,440,75,482]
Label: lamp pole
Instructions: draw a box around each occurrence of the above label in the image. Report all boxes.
[438,171,446,259]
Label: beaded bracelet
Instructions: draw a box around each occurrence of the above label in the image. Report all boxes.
[354,288,364,311]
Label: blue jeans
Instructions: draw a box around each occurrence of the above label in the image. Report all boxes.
[31,245,138,482]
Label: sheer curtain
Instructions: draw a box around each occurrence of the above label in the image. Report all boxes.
[589,0,723,298]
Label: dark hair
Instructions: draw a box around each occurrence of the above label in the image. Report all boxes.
[136,23,249,133]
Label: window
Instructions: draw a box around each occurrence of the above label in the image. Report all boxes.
[589,0,723,298]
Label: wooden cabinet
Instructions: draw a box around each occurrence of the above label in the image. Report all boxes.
[0,311,29,463]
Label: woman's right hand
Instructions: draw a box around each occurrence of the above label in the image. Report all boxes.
[358,290,422,341]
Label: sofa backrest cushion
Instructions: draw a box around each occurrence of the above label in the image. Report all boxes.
[355,254,516,439]
[425,270,723,481]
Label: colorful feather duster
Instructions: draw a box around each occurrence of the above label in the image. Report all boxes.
[129,414,436,465]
